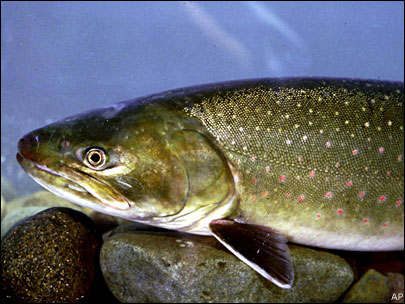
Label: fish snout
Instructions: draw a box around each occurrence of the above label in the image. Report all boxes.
[17,132,43,163]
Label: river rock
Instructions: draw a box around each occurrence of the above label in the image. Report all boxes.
[342,269,392,303]
[1,207,103,303]
[100,229,354,303]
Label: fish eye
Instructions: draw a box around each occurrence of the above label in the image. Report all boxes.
[84,148,107,170]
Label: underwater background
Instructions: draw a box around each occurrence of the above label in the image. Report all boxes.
[1,2,404,303]
[1,1,404,196]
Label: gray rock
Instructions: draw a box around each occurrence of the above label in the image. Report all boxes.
[342,269,392,303]
[1,207,103,303]
[101,229,354,303]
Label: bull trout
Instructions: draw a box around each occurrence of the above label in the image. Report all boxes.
[17,78,404,288]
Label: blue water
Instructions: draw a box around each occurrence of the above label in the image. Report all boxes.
[1,1,404,196]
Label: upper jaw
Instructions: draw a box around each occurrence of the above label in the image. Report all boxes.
[16,152,131,211]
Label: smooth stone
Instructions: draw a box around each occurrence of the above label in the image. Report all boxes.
[6,190,130,234]
[342,269,392,303]
[100,230,354,303]
[1,176,18,202]
[1,207,103,303]
[1,194,5,219]
[5,190,91,214]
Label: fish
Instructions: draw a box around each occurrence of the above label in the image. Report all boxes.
[17,77,404,288]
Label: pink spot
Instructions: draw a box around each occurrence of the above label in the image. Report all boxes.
[379,195,386,202]
[298,195,304,203]
[251,155,256,161]
[352,149,359,155]
[285,193,291,198]
[253,178,257,183]
[61,140,70,147]
[337,209,343,215]
[396,200,402,206]
[335,162,340,168]
[382,223,388,227]
[316,213,321,219]
[265,166,270,173]
[363,218,369,223]
[263,191,269,197]
[346,180,352,187]
[359,191,366,198]
[325,192,333,199]
[326,141,331,148]
[398,155,403,161]
[280,175,286,182]
[309,170,316,178]
[298,156,303,162]
[379,147,385,154]
[386,170,391,176]
[251,196,255,201]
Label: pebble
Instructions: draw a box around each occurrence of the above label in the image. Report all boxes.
[1,207,103,303]
[342,269,392,303]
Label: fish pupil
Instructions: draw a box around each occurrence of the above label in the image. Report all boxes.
[85,148,106,168]
[90,153,100,164]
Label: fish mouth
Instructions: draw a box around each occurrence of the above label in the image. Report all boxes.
[16,152,131,211]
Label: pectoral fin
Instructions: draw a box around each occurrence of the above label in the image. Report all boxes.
[209,219,294,289]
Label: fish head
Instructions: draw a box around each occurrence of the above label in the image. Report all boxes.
[17,101,236,228]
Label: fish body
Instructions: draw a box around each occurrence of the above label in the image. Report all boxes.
[17,78,404,288]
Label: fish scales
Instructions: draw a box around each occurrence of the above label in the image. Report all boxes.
[181,78,404,250]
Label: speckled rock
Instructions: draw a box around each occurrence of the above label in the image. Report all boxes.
[100,228,354,303]
[6,190,130,234]
[1,207,103,303]
[387,273,404,303]
[1,206,48,238]
[342,269,392,303]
